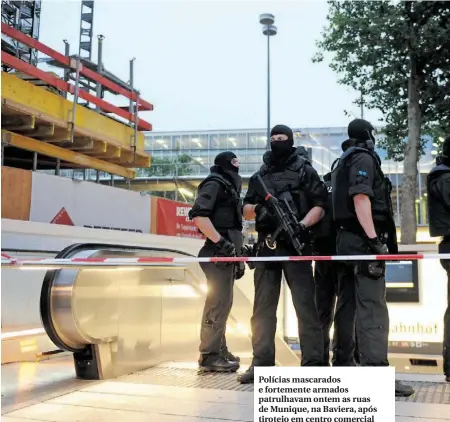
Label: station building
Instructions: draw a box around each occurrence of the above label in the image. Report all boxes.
[140,126,438,228]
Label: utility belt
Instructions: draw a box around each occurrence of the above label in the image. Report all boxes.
[339,224,388,240]
[257,231,292,244]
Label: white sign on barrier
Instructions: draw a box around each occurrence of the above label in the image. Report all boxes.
[254,366,395,422]
[30,172,151,233]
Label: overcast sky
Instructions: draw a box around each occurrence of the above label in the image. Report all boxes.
[39,0,383,132]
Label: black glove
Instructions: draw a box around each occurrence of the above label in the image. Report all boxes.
[255,204,274,225]
[241,244,256,270]
[368,237,389,255]
[235,262,245,280]
[215,237,236,257]
[295,222,307,236]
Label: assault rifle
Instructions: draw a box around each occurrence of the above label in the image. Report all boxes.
[256,174,305,256]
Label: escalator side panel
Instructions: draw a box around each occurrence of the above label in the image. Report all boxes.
[39,242,296,380]
[160,273,204,363]
[109,267,164,378]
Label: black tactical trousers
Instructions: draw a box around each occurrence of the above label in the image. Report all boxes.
[251,255,323,367]
[440,239,450,376]
[336,229,390,366]
[198,242,235,356]
[314,260,338,365]
[314,260,356,366]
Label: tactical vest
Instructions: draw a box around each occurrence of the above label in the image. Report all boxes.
[331,147,392,227]
[311,177,335,238]
[427,164,450,237]
[197,172,243,233]
[255,155,308,233]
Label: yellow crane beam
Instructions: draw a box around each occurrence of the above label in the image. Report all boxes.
[1,130,135,179]
[1,72,151,164]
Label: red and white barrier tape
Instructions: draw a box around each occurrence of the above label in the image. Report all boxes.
[1,252,13,260]
[1,253,450,269]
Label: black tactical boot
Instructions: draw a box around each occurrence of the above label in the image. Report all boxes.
[395,380,414,397]
[221,348,240,363]
[199,354,239,372]
[444,350,450,382]
[237,365,254,384]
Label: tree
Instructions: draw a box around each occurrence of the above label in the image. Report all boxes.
[313,1,450,243]
[138,153,194,177]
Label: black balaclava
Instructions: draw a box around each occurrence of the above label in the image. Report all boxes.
[348,118,376,150]
[437,135,450,166]
[212,151,242,192]
[342,134,381,165]
[270,124,294,160]
[214,151,239,173]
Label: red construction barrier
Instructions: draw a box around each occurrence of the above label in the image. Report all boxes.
[1,22,153,130]
[1,52,152,131]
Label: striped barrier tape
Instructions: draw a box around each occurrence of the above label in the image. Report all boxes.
[1,253,450,269]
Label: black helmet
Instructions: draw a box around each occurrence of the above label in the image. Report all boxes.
[348,118,376,142]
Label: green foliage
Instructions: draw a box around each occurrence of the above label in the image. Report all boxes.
[427,126,450,154]
[314,1,450,243]
[313,0,450,161]
[138,153,194,177]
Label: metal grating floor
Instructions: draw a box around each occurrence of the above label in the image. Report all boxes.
[396,381,449,404]
[130,366,255,392]
[131,366,450,404]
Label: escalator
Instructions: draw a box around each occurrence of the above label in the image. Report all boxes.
[38,242,299,381]
[2,242,449,420]
[3,241,278,417]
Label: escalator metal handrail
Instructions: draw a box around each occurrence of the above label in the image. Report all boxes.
[1,248,61,254]
[40,242,199,353]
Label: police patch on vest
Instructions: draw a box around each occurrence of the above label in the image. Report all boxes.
[357,170,368,178]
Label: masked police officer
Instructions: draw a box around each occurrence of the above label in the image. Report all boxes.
[293,149,343,366]
[331,118,413,397]
[189,151,244,373]
[238,124,327,384]
[427,135,450,382]
[311,169,341,365]
[314,148,365,367]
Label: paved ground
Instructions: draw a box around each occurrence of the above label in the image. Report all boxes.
[2,359,449,421]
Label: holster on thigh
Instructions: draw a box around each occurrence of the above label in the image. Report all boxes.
[357,260,386,280]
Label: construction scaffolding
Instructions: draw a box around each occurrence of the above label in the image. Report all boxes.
[1,21,153,179]
[1,0,42,70]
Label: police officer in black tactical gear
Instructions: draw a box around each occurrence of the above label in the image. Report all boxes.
[310,155,358,367]
[331,118,414,397]
[427,135,450,382]
[189,151,244,373]
[311,168,341,365]
[292,149,341,365]
[237,124,327,384]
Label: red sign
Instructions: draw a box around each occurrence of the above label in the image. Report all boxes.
[50,207,75,226]
[156,198,204,239]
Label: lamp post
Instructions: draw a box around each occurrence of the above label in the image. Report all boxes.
[259,13,277,149]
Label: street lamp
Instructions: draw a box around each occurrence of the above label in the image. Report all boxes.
[259,13,277,149]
